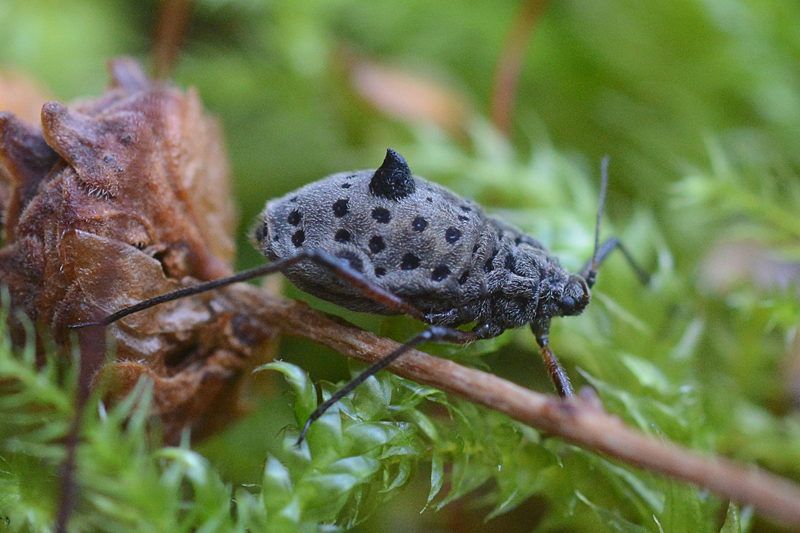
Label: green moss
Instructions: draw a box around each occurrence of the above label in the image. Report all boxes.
[2,0,800,531]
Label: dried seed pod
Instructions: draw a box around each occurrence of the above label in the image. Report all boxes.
[0,69,53,225]
[0,58,275,441]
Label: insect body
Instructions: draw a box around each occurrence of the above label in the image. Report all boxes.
[77,149,647,443]
[259,149,589,350]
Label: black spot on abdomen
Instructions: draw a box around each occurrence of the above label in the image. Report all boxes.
[371,208,391,223]
[333,199,349,217]
[401,253,421,270]
[431,265,451,281]
[335,229,351,243]
[287,210,302,226]
[445,227,461,243]
[292,229,305,247]
[369,236,385,253]
[412,217,428,232]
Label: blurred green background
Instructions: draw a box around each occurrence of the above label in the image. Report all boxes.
[3,0,800,531]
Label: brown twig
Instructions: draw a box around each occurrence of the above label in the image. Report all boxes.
[152,0,192,79]
[490,0,549,135]
[56,325,107,533]
[226,282,800,528]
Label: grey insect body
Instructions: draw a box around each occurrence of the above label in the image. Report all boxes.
[259,149,589,345]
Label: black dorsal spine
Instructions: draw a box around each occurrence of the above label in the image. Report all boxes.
[369,148,416,201]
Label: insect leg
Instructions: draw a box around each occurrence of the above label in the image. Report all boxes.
[70,248,425,328]
[301,250,425,320]
[297,325,475,445]
[71,247,475,445]
[69,258,307,328]
[532,329,574,397]
[580,237,650,287]
[582,157,649,287]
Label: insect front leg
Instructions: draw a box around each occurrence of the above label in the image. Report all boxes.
[532,327,575,398]
[69,253,320,328]
[473,317,574,397]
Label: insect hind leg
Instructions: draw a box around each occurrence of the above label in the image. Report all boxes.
[70,248,427,328]
[71,246,472,445]
[68,241,603,441]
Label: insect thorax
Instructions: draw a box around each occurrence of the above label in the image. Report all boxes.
[257,155,584,339]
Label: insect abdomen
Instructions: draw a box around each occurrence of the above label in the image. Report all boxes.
[259,165,489,314]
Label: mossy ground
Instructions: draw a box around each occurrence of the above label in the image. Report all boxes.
[2,1,799,531]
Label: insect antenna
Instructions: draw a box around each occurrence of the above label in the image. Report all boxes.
[580,157,650,287]
[582,155,609,288]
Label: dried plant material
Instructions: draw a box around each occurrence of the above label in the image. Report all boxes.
[0,71,55,242]
[701,240,800,294]
[489,0,549,135]
[152,0,192,79]
[0,58,276,441]
[0,69,52,124]
[345,50,472,136]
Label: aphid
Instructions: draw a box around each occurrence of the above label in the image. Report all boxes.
[74,149,648,443]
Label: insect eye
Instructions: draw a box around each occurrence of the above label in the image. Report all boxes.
[254,221,268,243]
[560,276,590,316]
[560,296,576,314]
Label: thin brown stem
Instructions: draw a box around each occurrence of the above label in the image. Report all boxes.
[152,0,192,79]
[55,325,107,533]
[225,282,800,528]
[490,0,549,135]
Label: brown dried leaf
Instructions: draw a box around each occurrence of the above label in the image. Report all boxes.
[0,70,53,225]
[0,58,275,441]
[700,240,800,294]
[345,50,473,136]
[0,69,52,124]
